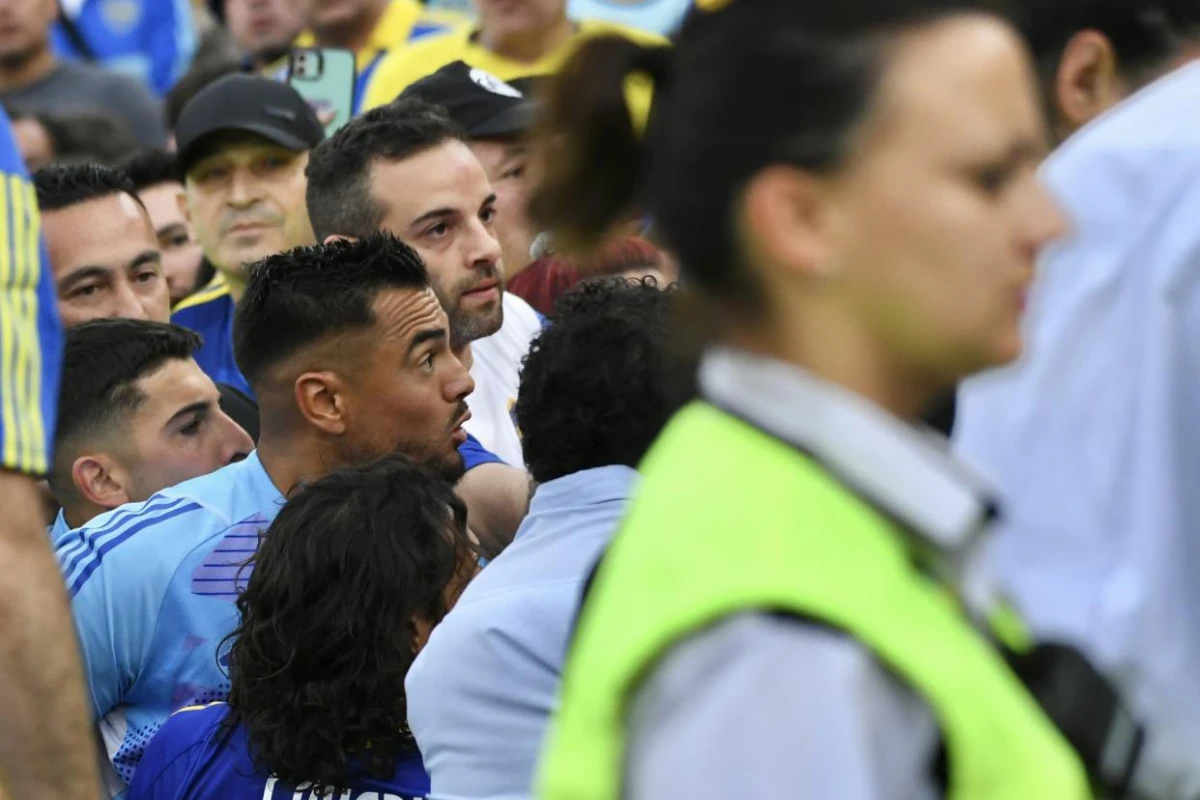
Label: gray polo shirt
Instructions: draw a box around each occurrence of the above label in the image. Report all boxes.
[624,347,1001,799]
[1,61,165,146]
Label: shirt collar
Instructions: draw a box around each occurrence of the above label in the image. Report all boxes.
[700,346,996,554]
[521,465,638,536]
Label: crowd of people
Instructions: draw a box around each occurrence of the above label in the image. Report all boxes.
[1,0,1200,798]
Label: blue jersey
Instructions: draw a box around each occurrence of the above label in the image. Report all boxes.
[128,702,429,800]
[52,0,197,95]
[0,107,59,477]
[170,276,251,397]
[57,452,285,795]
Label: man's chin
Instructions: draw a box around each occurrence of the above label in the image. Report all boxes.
[427,450,466,484]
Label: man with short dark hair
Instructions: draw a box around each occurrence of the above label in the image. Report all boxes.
[49,319,252,541]
[0,0,165,145]
[1011,0,1200,140]
[306,96,539,468]
[119,150,208,306]
[34,163,171,328]
[171,74,325,395]
[56,234,474,794]
[407,278,677,799]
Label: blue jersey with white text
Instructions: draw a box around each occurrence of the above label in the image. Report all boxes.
[52,0,196,95]
[128,702,429,800]
[57,453,285,795]
[0,106,59,477]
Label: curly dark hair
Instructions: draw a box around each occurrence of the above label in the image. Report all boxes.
[221,454,476,796]
[516,277,679,483]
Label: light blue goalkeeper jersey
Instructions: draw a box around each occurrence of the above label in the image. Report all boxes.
[56,452,284,797]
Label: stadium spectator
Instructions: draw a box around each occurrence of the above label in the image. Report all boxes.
[0,0,166,145]
[221,0,312,68]
[50,0,196,96]
[170,74,324,396]
[8,106,140,169]
[401,63,538,282]
[55,234,474,794]
[119,150,208,305]
[34,163,170,328]
[408,278,676,798]
[291,0,464,109]
[361,0,664,116]
[127,454,478,800]
[49,320,252,539]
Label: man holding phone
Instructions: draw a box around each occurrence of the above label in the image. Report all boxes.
[171,74,325,396]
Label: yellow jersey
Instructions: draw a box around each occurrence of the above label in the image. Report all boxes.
[362,19,665,126]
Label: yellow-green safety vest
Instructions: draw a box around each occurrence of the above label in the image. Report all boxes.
[538,401,1092,799]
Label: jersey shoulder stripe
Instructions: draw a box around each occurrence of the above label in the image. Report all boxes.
[57,495,193,578]
[63,499,206,597]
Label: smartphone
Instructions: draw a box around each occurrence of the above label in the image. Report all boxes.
[287,48,356,136]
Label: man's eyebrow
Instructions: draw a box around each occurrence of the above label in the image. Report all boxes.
[129,250,163,270]
[410,208,457,227]
[164,400,210,429]
[155,222,188,239]
[479,193,497,213]
[407,328,446,357]
[58,265,111,291]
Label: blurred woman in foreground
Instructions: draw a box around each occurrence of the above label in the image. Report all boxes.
[528,0,1097,797]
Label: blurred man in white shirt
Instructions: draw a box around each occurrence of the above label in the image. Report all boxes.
[955,4,1200,794]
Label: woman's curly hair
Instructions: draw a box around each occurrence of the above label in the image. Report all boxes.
[220,454,475,796]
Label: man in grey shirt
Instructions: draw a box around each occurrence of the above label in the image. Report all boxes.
[0,0,165,146]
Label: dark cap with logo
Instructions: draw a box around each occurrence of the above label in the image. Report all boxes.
[175,74,326,173]
[400,61,537,139]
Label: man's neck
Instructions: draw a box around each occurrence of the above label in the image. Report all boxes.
[478,16,576,64]
[255,431,339,499]
[63,503,99,531]
[0,46,57,92]
[316,0,389,53]
[222,271,247,303]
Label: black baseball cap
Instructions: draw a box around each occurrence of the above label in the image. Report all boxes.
[401,61,537,139]
[175,74,326,174]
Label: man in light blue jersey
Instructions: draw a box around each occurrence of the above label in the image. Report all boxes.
[58,233,475,796]
[0,105,102,797]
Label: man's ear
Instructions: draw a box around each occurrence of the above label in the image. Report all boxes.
[740,164,839,283]
[177,188,192,225]
[1054,30,1126,135]
[322,234,358,245]
[71,454,132,512]
[294,371,349,436]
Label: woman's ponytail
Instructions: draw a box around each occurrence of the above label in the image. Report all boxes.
[529,36,672,253]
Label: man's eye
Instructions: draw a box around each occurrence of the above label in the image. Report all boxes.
[179,420,201,436]
[71,284,99,298]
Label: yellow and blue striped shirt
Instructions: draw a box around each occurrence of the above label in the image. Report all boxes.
[0,106,58,477]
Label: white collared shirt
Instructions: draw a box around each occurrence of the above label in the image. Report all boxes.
[626,346,995,800]
[954,62,1200,798]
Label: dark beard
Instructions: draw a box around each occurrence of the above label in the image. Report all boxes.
[338,440,465,485]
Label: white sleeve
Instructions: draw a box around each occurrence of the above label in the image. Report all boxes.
[625,613,941,800]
